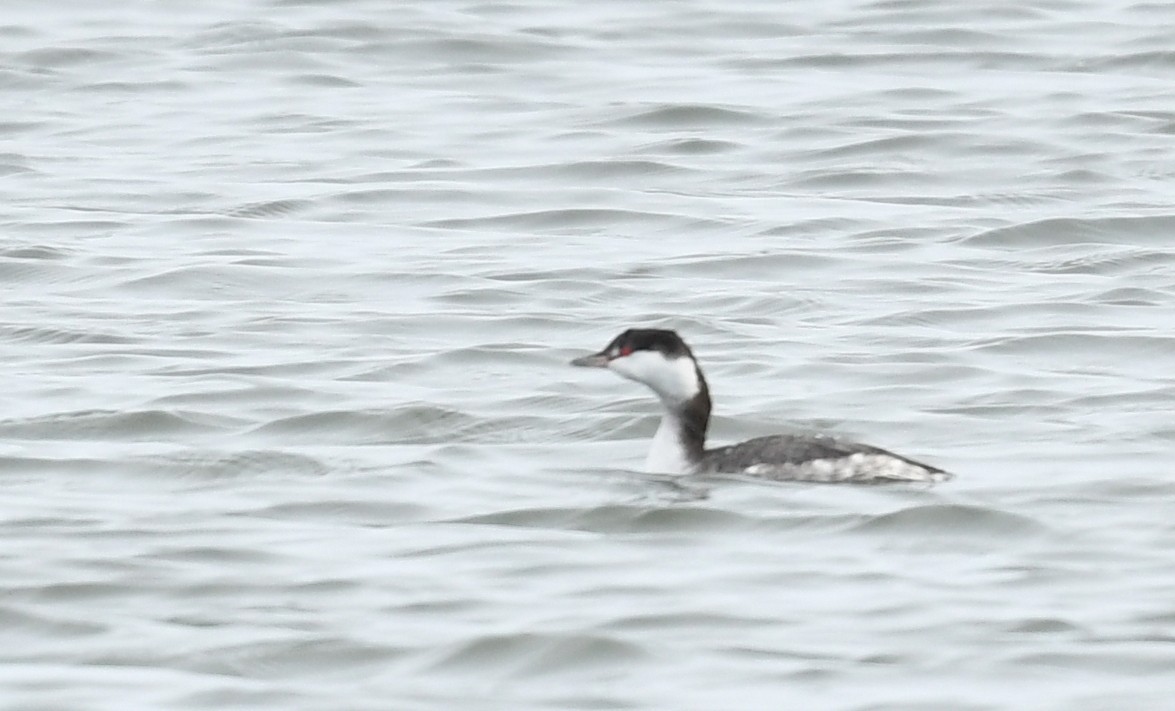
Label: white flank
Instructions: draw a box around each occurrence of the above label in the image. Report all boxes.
[743,453,949,484]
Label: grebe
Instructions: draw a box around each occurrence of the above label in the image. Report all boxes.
[571,328,951,484]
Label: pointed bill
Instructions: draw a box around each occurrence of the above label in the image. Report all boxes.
[570,350,610,368]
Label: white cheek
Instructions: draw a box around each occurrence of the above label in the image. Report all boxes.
[609,351,699,403]
[609,350,663,383]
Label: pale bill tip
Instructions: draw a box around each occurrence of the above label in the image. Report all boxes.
[571,353,609,368]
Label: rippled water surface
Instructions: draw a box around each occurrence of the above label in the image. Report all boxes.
[4,1,1175,709]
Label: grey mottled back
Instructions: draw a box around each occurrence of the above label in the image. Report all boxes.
[699,434,949,483]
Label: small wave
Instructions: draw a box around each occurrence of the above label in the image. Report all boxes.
[183,636,401,679]
[611,104,769,128]
[965,215,1175,247]
[960,331,1174,359]
[0,155,34,176]
[1020,247,1175,276]
[0,606,105,637]
[639,137,739,155]
[0,244,67,260]
[143,449,330,480]
[550,159,687,179]
[16,47,123,68]
[425,207,702,231]
[852,503,1045,536]
[0,325,133,345]
[249,499,425,524]
[252,405,540,444]
[456,503,754,534]
[226,199,311,219]
[1079,51,1175,73]
[428,631,647,677]
[0,409,234,441]
[287,73,360,88]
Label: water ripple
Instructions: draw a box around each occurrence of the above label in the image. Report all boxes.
[4,2,1175,709]
[852,503,1046,536]
[0,409,237,440]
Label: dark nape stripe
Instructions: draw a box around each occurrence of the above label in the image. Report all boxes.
[676,364,710,463]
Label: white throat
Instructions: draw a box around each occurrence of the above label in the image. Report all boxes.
[605,349,707,474]
[645,411,695,474]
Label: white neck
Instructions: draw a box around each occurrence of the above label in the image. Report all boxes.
[645,411,695,474]
[605,349,710,473]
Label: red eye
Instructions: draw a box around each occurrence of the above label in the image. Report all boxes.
[620,345,633,356]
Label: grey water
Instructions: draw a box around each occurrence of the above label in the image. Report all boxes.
[3,1,1175,709]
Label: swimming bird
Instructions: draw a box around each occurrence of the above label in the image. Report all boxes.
[571,328,951,483]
